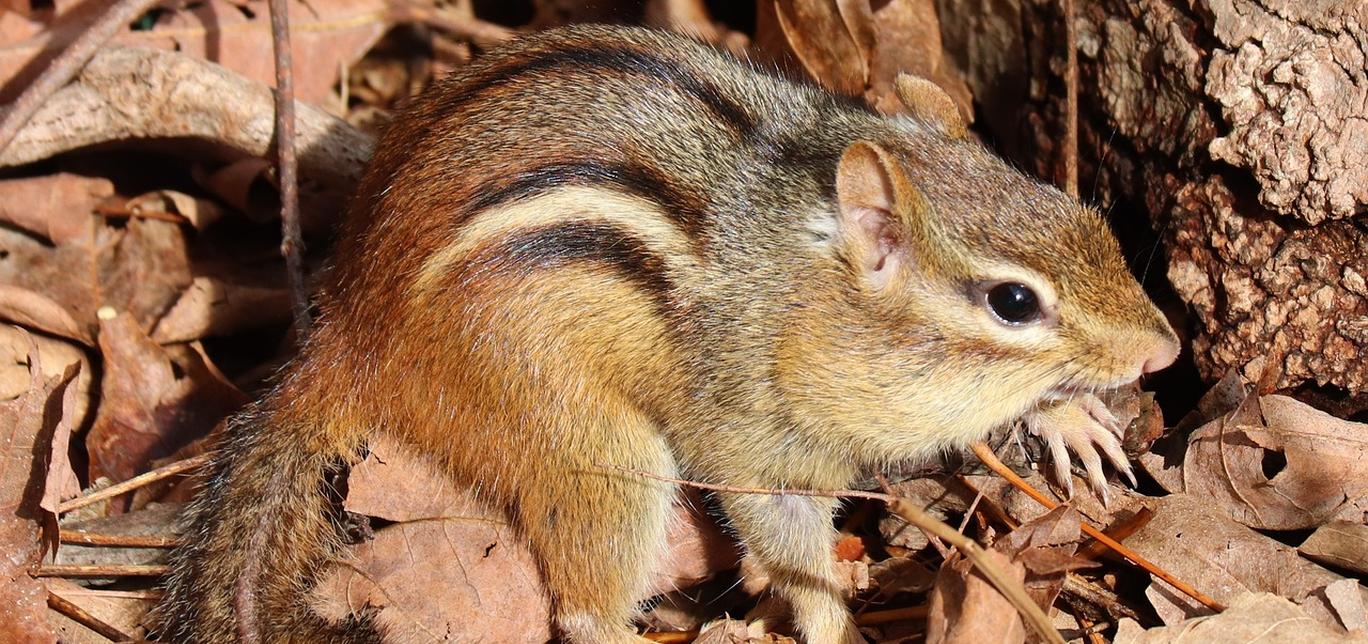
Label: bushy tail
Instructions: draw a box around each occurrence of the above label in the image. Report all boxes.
[156,406,380,643]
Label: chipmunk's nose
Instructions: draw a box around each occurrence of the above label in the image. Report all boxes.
[1141,337,1179,374]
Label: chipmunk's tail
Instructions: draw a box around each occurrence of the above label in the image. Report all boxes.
[155,404,379,644]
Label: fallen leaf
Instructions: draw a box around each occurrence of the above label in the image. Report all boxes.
[1124,493,1366,629]
[315,508,552,642]
[925,548,1025,644]
[1114,592,1368,643]
[44,578,152,643]
[0,286,90,345]
[0,325,91,432]
[1300,521,1368,577]
[151,275,291,343]
[0,174,111,245]
[770,0,869,96]
[348,437,739,599]
[3,0,387,108]
[0,336,81,644]
[0,217,193,341]
[86,312,248,487]
[861,0,973,119]
[1180,394,1368,530]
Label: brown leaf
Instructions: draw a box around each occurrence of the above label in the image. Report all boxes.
[0,286,89,345]
[315,509,551,642]
[926,549,1026,644]
[772,0,869,95]
[1115,592,1368,644]
[0,174,111,245]
[151,275,291,343]
[1125,493,1365,629]
[0,216,192,341]
[348,437,738,600]
[0,325,92,433]
[0,335,81,644]
[44,579,152,643]
[862,0,973,119]
[86,312,248,487]
[1299,521,1368,577]
[996,505,1094,615]
[1180,394,1368,530]
[3,0,386,107]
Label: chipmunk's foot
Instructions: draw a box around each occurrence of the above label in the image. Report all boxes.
[1023,394,1135,505]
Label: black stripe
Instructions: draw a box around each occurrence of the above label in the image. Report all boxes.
[462,160,710,244]
[475,221,678,316]
[440,46,756,136]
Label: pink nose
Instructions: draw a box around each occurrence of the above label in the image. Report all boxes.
[1141,340,1180,374]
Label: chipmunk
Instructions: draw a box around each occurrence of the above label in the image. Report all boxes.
[157,25,1178,644]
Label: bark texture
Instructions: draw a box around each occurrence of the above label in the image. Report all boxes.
[937,0,1368,393]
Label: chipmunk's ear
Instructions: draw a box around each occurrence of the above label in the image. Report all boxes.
[836,141,930,290]
[894,74,967,139]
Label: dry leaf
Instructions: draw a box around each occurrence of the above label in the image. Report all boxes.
[1125,493,1367,629]
[0,173,111,245]
[771,0,870,95]
[151,275,291,343]
[1114,592,1368,643]
[0,325,91,432]
[44,579,152,643]
[1181,394,1368,530]
[0,217,192,341]
[0,336,81,644]
[3,0,387,108]
[861,0,972,118]
[348,437,738,599]
[926,548,1026,644]
[315,509,551,642]
[86,312,248,486]
[1300,521,1368,577]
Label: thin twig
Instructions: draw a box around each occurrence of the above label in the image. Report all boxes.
[268,0,310,337]
[47,590,132,641]
[60,531,182,548]
[37,564,169,578]
[969,442,1225,612]
[610,466,1065,644]
[0,0,162,155]
[641,630,696,643]
[1062,0,1079,198]
[58,454,210,514]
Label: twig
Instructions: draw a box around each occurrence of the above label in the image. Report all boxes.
[969,442,1225,612]
[50,588,164,600]
[47,590,132,642]
[1062,0,1079,198]
[58,454,210,514]
[611,466,1066,644]
[874,472,949,557]
[37,564,169,578]
[267,0,311,337]
[0,0,163,155]
[60,531,182,548]
[1075,507,1153,560]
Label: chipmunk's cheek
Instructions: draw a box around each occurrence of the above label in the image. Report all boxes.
[1023,394,1134,505]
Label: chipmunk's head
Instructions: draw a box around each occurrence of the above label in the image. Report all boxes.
[780,76,1178,463]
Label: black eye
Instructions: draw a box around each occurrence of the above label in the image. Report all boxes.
[986,282,1041,325]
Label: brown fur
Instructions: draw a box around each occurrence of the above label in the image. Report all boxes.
[158,25,1178,643]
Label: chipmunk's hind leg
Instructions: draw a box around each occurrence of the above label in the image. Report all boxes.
[513,403,677,644]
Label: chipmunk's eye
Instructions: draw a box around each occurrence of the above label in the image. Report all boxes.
[986,282,1041,325]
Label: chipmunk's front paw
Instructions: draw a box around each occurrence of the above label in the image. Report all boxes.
[1023,394,1134,504]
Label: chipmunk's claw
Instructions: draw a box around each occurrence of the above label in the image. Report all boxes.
[1024,394,1134,504]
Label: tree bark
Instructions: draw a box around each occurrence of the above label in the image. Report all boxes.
[937,0,1368,395]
